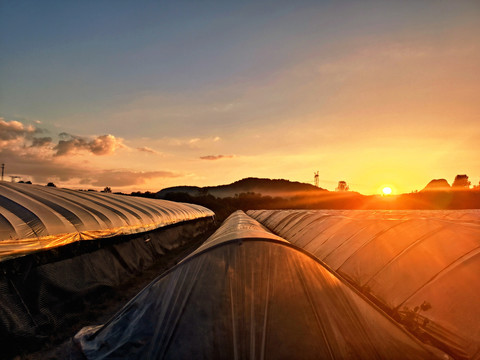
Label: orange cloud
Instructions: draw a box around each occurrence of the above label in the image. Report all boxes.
[0,119,146,187]
[200,154,234,160]
[0,118,39,144]
[54,133,124,156]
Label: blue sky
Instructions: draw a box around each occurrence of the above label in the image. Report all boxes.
[1,0,479,193]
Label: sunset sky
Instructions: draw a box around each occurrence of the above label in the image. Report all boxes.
[1,0,479,194]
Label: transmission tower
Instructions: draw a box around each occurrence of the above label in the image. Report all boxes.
[314,171,319,187]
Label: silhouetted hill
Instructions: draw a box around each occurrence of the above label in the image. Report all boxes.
[157,185,205,198]
[422,179,451,191]
[154,177,479,221]
[157,177,327,199]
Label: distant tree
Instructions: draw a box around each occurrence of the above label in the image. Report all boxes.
[102,186,112,193]
[46,182,56,187]
[130,191,156,199]
[336,181,349,191]
[452,174,471,188]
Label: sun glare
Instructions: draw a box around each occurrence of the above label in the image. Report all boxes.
[382,187,392,195]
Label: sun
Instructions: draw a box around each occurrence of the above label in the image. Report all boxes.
[382,186,392,195]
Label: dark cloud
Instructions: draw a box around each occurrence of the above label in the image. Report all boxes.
[90,170,181,187]
[30,137,52,147]
[0,147,87,183]
[54,133,123,156]
[200,154,234,160]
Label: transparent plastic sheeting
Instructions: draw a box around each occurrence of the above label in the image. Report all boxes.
[181,208,288,261]
[75,211,443,360]
[248,209,480,359]
[0,182,214,261]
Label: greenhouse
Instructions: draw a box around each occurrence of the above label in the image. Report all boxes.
[72,211,444,359]
[0,181,214,261]
[248,209,480,359]
[1,182,478,359]
[0,181,215,351]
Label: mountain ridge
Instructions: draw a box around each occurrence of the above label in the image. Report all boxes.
[157,177,327,199]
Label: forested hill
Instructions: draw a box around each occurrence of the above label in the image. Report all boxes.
[157,177,327,199]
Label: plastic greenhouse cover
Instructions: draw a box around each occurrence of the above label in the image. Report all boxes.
[0,182,214,261]
[181,210,288,262]
[74,211,444,359]
[248,209,480,359]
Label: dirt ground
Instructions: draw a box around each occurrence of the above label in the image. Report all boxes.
[10,227,216,360]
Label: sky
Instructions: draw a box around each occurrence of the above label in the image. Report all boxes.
[1,0,479,194]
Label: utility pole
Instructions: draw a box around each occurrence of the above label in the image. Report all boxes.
[1,164,4,182]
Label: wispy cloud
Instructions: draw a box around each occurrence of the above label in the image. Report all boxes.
[136,146,159,154]
[200,154,234,160]
[88,170,181,187]
[158,136,222,149]
[1,143,179,188]
[212,102,237,112]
